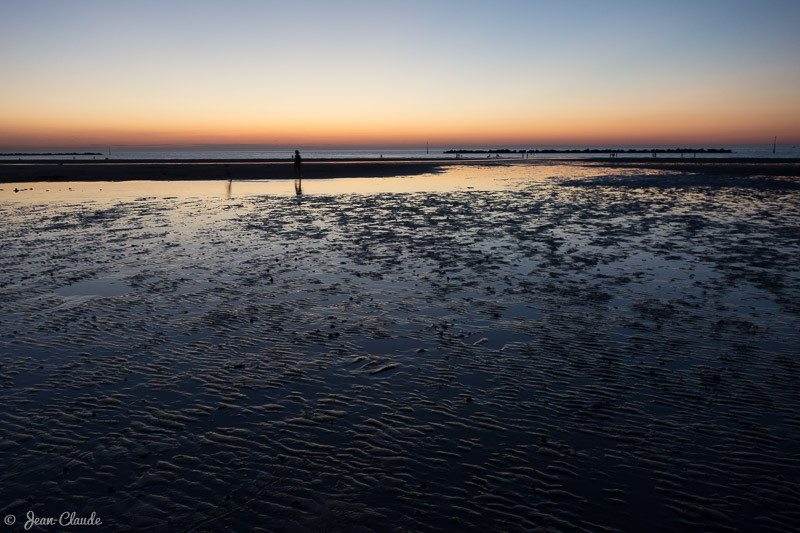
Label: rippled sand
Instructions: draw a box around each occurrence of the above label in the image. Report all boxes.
[1,164,799,532]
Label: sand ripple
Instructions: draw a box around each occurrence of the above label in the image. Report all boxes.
[1,169,799,532]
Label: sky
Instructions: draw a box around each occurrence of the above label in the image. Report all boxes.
[1,0,799,149]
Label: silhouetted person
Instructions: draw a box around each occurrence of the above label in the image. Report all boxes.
[293,150,303,195]
[293,150,302,178]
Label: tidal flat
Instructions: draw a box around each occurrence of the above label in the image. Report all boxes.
[1,163,799,532]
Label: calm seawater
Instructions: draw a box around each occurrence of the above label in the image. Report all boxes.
[2,145,798,160]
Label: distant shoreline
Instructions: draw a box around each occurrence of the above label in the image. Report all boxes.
[1,157,799,183]
[446,148,733,154]
[0,152,103,156]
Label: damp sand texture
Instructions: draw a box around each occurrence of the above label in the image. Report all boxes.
[1,164,799,532]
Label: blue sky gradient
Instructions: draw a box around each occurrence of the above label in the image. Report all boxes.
[2,0,798,147]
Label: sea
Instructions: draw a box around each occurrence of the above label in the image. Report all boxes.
[1,144,798,160]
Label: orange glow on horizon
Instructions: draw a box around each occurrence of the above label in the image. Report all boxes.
[3,105,799,150]
[2,83,799,149]
[3,61,798,149]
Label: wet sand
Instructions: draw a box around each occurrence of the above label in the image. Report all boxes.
[2,157,799,183]
[0,159,471,183]
[1,163,799,532]
[600,157,800,177]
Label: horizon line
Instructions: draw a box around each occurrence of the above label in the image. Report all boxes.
[2,140,797,152]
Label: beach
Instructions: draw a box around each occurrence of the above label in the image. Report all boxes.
[1,161,799,532]
[0,159,451,183]
[2,157,800,184]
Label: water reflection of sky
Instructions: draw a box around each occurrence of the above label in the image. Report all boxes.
[0,162,667,204]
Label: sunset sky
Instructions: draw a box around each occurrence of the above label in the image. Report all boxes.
[1,0,799,149]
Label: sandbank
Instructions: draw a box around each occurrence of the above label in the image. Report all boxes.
[0,159,473,183]
[1,157,799,183]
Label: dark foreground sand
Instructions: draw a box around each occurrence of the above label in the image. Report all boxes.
[1,163,798,532]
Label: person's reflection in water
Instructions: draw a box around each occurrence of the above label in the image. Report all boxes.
[225,179,232,199]
[293,150,303,195]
